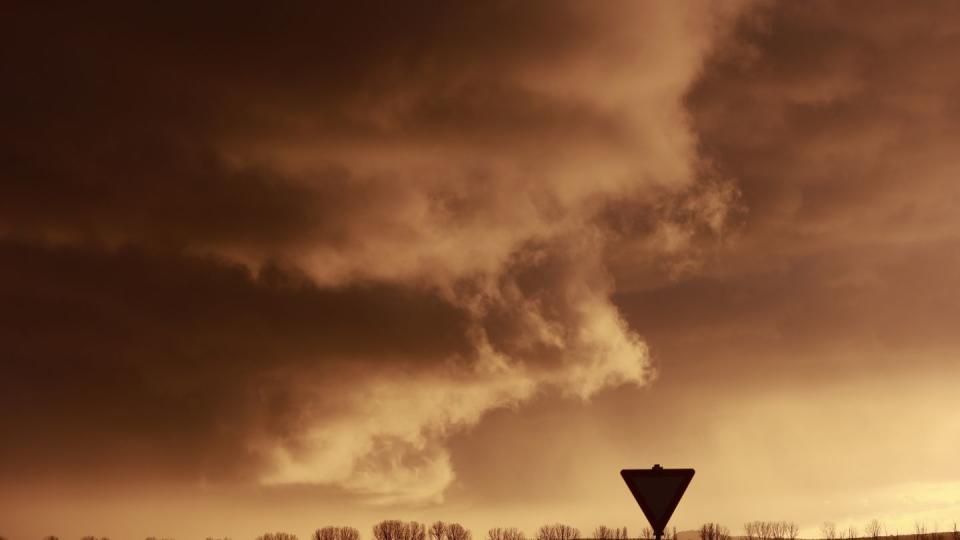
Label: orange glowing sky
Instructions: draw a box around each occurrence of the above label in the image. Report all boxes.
[2,2,960,539]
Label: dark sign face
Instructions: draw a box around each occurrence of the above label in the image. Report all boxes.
[621,467,695,535]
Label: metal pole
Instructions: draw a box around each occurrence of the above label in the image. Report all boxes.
[654,464,664,540]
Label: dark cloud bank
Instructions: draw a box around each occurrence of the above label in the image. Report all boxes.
[2,0,744,502]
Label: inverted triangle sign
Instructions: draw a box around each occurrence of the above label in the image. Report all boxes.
[621,466,695,536]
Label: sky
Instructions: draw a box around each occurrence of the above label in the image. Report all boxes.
[2,1,960,539]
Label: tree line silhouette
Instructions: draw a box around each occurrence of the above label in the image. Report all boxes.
[16,519,960,540]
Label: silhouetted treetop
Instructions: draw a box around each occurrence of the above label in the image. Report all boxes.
[489,528,526,540]
[537,524,580,540]
[256,533,299,540]
[315,527,361,540]
[699,523,731,540]
[446,524,471,540]
[374,520,428,540]
[745,522,798,540]
[593,527,627,540]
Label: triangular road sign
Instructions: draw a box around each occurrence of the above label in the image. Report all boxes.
[621,465,695,536]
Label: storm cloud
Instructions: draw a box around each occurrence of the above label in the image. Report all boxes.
[5,2,960,539]
[1,1,746,504]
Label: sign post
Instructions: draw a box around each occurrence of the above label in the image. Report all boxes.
[621,465,695,540]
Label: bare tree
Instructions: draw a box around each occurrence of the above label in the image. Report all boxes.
[315,527,361,540]
[256,534,299,540]
[505,530,527,540]
[316,529,339,540]
[537,525,581,540]
[744,521,797,540]
[641,529,654,540]
[866,521,883,540]
[700,523,731,540]
[595,527,628,540]
[847,527,859,540]
[952,524,959,540]
[375,521,407,540]
[823,523,839,540]
[431,523,448,540]
[595,527,614,540]
[447,524,471,540]
[383,522,423,540]
[559,525,581,540]
[490,529,527,540]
